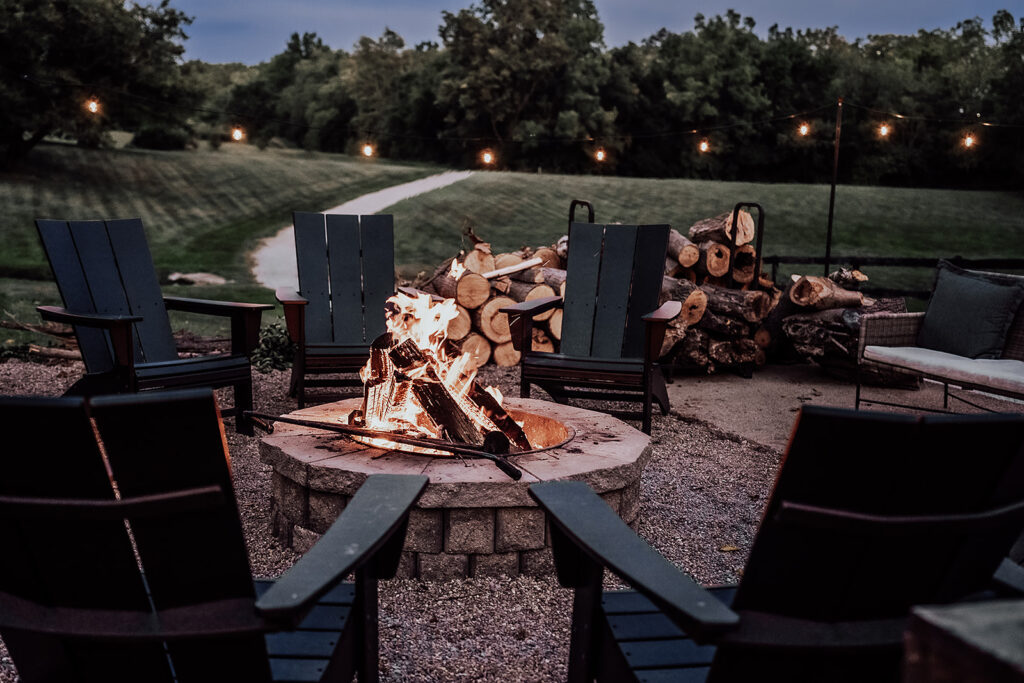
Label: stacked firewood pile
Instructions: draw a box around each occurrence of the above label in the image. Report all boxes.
[658,209,781,372]
[417,228,567,369]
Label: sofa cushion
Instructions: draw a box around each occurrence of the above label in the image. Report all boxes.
[917,261,1024,359]
[864,345,1024,397]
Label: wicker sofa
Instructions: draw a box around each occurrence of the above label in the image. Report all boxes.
[856,292,1024,411]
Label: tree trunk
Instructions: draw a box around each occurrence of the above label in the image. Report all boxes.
[493,341,521,367]
[701,283,772,322]
[697,310,749,338]
[790,275,865,309]
[473,295,516,343]
[696,241,730,278]
[661,276,708,326]
[667,229,700,267]
[708,338,760,365]
[434,271,491,309]
[688,210,755,246]
[446,305,472,341]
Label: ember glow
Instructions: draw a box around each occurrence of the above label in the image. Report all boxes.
[352,291,525,454]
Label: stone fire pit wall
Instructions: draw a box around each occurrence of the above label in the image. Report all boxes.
[259,398,651,580]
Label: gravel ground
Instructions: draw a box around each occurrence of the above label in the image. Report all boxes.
[0,358,781,682]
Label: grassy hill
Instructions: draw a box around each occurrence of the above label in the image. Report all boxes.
[387,171,1024,291]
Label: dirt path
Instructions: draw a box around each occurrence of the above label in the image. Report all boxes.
[251,170,474,291]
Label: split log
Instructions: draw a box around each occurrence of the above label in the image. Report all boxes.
[696,241,730,278]
[547,309,562,341]
[506,282,556,322]
[688,210,755,246]
[493,252,526,270]
[434,271,491,309]
[473,296,516,343]
[465,382,532,451]
[697,310,749,339]
[790,275,865,310]
[533,247,560,268]
[463,245,495,274]
[532,327,555,353]
[446,305,472,341]
[493,341,521,367]
[828,267,869,290]
[701,283,772,323]
[731,244,757,284]
[667,229,700,267]
[413,371,486,445]
[481,256,542,280]
[490,277,511,294]
[660,276,708,327]
[27,344,81,360]
[460,333,492,368]
[708,338,760,366]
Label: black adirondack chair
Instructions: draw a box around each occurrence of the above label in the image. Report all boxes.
[276,213,395,407]
[35,218,272,434]
[0,388,427,683]
[530,406,1024,683]
[501,222,680,434]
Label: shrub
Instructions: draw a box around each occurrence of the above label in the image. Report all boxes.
[131,125,193,150]
[251,321,295,373]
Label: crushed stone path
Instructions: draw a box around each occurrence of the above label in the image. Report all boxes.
[252,170,474,291]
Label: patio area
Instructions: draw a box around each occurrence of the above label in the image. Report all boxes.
[0,356,1015,682]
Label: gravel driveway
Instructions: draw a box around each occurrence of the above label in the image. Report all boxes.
[0,358,781,682]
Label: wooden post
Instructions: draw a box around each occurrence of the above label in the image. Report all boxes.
[824,97,843,276]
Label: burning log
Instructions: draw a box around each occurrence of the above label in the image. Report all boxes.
[688,210,755,246]
[460,333,491,368]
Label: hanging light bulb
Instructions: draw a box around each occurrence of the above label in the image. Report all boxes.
[481,149,495,165]
[878,123,891,138]
[231,127,244,142]
[798,123,810,136]
[698,139,710,153]
[362,143,375,157]
[85,98,100,115]
[595,148,606,162]
[963,134,976,149]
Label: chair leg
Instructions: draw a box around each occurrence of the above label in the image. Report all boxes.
[355,569,379,683]
[650,368,670,415]
[234,378,255,436]
[642,391,653,435]
[520,369,531,398]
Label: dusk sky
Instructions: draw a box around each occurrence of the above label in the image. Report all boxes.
[172,0,1014,65]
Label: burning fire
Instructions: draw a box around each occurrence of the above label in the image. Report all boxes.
[352,291,522,454]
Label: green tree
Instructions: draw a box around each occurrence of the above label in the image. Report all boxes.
[437,0,616,171]
[0,0,196,164]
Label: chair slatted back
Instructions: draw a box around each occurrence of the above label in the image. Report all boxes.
[293,212,395,346]
[36,218,177,372]
[733,406,1024,622]
[89,389,270,681]
[0,396,175,682]
[560,222,669,359]
[0,391,271,682]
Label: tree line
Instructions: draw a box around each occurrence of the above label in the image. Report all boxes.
[3,1,1023,188]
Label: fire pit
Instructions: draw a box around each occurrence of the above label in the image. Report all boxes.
[259,397,650,579]
[258,290,650,579]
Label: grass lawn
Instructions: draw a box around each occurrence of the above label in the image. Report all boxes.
[387,171,1024,291]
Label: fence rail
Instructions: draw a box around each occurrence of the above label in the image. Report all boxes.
[763,255,1024,299]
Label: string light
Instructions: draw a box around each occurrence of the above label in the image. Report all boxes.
[84,98,100,115]
[231,127,244,141]
[481,149,495,165]
[878,123,890,138]
[798,123,810,136]
[963,134,976,148]
[698,139,710,153]
[362,143,375,157]
[594,148,606,162]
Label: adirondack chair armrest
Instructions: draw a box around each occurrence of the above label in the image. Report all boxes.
[274,288,309,306]
[255,474,428,627]
[642,300,682,363]
[275,289,309,344]
[37,306,138,368]
[529,481,740,641]
[501,296,563,353]
[163,296,272,355]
